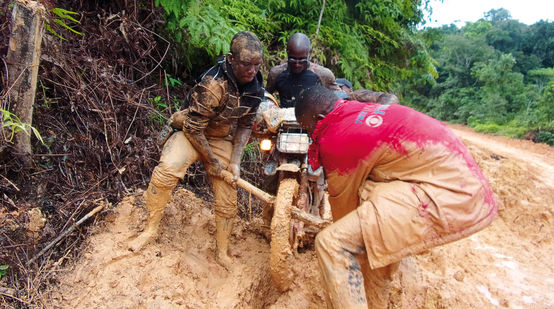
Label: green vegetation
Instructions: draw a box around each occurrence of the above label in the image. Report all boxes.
[45,7,83,40]
[397,9,553,145]
[154,0,433,91]
[151,3,552,144]
[0,265,7,279]
[1,108,44,144]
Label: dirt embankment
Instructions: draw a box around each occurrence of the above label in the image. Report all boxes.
[45,125,553,308]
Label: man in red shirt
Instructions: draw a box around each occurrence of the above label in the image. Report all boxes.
[295,86,497,308]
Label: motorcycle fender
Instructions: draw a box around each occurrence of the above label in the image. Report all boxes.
[276,163,300,173]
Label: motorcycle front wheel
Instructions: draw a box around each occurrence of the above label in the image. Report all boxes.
[269,177,298,292]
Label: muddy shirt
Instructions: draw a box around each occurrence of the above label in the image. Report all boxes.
[182,56,264,138]
[266,62,340,108]
[309,100,497,264]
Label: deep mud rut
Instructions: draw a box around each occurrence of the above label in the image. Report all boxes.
[45,125,553,308]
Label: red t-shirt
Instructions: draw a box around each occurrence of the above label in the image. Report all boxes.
[309,99,495,205]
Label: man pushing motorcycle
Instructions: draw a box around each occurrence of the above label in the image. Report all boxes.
[336,77,400,105]
[266,32,340,108]
[128,31,264,270]
[295,85,498,308]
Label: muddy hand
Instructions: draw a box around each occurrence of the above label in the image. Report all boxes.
[228,163,240,182]
[205,160,223,177]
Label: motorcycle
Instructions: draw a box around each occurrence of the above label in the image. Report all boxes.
[158,94,332,291]
[252,94,332,291]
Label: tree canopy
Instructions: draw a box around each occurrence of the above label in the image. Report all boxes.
[154,0,434,92]
[153,1,552,144]
[396,9,554,145]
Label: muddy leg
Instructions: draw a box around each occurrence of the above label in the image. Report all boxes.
[128,183,172,251]
[208,139,237,270]
[215,215,234,270]
[360,255,399,309]
[315,211,368,309]
[129,131,198,252]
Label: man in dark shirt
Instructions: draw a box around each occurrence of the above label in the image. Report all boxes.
[266,33,339,108]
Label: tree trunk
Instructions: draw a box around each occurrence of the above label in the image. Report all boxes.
[6,0,45,167]
[315,0,326,36]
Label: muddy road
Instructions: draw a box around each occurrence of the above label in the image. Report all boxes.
[45,125,554,308]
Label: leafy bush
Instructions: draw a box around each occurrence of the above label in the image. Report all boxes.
[537,130,554,145]
[472,120,527,138]
[399,12,554,144]
[154,0,434,90]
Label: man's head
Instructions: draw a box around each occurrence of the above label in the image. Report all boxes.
[296,85,339,135]
[286,33,311,74]
[227,31,263,85]
[336,78,353,95]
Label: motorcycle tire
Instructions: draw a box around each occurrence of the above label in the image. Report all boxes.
[269,177,299,292]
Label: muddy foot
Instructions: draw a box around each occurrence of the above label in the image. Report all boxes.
[128,232,154,252]
[229,247,242,258]
[216,252,234,270]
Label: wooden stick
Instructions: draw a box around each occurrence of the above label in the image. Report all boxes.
[0,287,29,305]
[220,170,275,205]
[26,204,105,265]
[291,207,331,229]
[315,0,326,35]
[0,174,20,191]
[248,191,252,221]
[0,287,16,296]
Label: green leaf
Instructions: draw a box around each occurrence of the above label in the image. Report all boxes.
[53,19,83,35]
[52,8,81,23]
[45,23,67,40]
[31,126,45,144]
[0,265,8,279]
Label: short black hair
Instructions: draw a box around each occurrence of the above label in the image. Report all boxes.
[296,86,338,120]
[230,31,262,58]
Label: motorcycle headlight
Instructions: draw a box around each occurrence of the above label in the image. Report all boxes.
[260,139,273,151]
[277,133,310,153]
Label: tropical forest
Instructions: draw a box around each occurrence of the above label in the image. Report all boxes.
[0,0,553,308]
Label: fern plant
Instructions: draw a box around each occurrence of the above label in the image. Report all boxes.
[155,0,240,71]
[45,7,83,40]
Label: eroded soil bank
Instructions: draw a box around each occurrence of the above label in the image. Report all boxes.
[45,126,553,308]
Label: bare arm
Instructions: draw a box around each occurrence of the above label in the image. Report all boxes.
[266,65,282,94]
[349,90,399,105]
[314,65,340,91]
[228,127,252,181]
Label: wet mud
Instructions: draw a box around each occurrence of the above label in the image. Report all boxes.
[46,125,553,308]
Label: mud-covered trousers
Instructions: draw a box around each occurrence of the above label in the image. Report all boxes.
[315,209,399,309]
[150,131,237,218]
